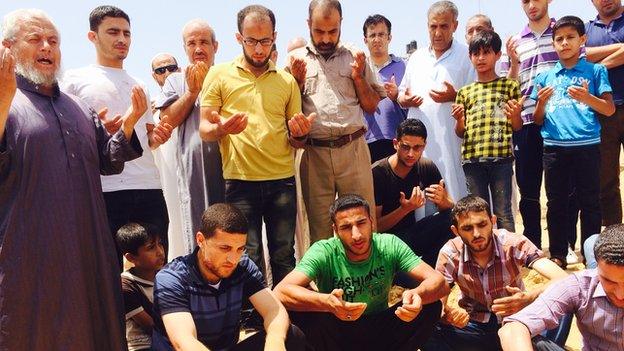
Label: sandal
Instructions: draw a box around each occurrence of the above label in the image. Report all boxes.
[550,257,567,270]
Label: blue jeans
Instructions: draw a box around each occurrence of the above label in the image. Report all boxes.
[225,177,296,286]
[583,233,599,269]
[463,161,515,232]
[543,145,601,261]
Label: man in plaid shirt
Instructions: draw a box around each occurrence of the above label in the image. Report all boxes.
[422,195,567,351]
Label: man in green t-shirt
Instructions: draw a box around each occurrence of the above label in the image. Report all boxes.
[274,194,449,350]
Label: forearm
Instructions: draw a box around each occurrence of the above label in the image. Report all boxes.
[413,274,450,305]
[354,77,381,113]
[162,91,199,129]
[454,119,465,138]
[599,45,624,69]
[274,285,330,312]
[147,129,161,150]
[510,111,523,131]
[586,44,623,65]
[263,305,289,350]
[506,62,519,80]
[498,322,533,351]
[586,95,616,116]
[533,102,546,125]
[377,207,411,232]
[199,108,223,141]
[171,337,211,351]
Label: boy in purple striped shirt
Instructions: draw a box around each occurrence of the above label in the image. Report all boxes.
[500,224,624,351]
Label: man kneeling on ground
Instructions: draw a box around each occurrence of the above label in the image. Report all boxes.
[423,195,567,351]
[274,194,449,351]
[152,203,305,351]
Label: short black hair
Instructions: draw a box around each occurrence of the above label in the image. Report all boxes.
[396,118,427,140]
[363,14,391,37]
[552,15,585,37]
[237,5,276,32]
[329,194,370,223]
[116,222,161,256]
[594,224,624,266]
[199,203,248,239]
[309,0,342,19]
[451,195,492,226]
[469,30,502,55]
[89,5,130,32]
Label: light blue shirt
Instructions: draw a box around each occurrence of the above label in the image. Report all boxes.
[531,58,611,147]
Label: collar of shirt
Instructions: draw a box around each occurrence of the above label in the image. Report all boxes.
[553,57,590,74]
[427,39,459,62]
[461,231,502,264]
[520,18,556,38]
[234,54,277,75]
[592,279,609,299]
[590,11,624,26]
[367,53,401,74]
[16,74,60,97]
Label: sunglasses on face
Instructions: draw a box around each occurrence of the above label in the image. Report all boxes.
[153,64,178,75]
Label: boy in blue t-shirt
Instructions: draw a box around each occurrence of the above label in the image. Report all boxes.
[532,16,615,268]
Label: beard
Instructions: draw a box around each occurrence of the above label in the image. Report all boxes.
[243,50,270,68]
[311,33,340,56]
[15,60,61,86]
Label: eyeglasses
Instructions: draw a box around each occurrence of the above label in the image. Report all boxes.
[241,36,274,47]
[367,32,389,39]
[153,64,178,75]
[398,142,425,152]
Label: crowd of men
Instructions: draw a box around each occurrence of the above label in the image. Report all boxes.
[1,0,624,350]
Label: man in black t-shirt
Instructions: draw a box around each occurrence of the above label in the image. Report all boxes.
[373,119,454,266]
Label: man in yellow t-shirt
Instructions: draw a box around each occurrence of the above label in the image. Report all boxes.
[199,5,314,285]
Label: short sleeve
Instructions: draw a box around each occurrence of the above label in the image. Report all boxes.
[389,235,422,272]
[294,241,328,280]
[241,256,267,299]
[455,87,466,106]
[371,163,386,206]
[509,232,543,268]
[530,73,544,101]
[594,64,612,96]
[199,66,222,108]
[154,268,190,316]
[423,159,443,187]
[435,241,459,286]
[121,276,144,319]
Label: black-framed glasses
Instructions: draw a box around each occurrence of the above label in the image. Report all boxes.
[153,64,179,75]
[398,142,425,152]
[241,36,274,47]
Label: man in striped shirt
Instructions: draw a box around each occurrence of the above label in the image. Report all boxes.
[500,224,624,351]
[424,195,567,351]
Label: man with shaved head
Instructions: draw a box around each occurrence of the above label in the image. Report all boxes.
[155,18,225,256]
[0,8,144,350]
[151,53,179,87]
[288,0,385,242]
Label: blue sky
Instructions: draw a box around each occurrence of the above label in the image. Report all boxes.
[1,0,597,96]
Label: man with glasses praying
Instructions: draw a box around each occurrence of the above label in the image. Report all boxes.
[199,4,314,286]
[151,53,179,88]
[372,118,454,266]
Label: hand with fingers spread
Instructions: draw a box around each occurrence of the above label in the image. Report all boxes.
[425,179,453,211]
[451,103,465,122]
[384,75,399,101]
[395,289,423,322]
[325,289,367,321]
[97,107,123,134]
[399,186,426,212]
[210,111,248,137]
[288,112,316,138]
[186,62,209,95]
[536,85,555,105]
[568,81,591,105]
[0,47,16,108]
[350,51,367,81]
[442,305,470,328]
[491,286,535,317]
[399,88,424,108]
[429,81,457,103]
[289,57,307,90]
[504,96,527,121]
[148,115,174,147]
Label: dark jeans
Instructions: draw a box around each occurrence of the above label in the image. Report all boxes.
[103,189,169,267]
[367,139,395,164]
[513,124,544,248]
[231,324,306,351]
[543,145,601,261]
[225,177,296,286]
[463,161,515,232]
[290,300,442,351]
[598,105,624,225]
[394,210,454,267]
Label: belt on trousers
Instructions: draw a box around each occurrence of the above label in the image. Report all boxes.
[306,128,366,148]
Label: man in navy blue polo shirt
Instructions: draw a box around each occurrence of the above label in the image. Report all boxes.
[152,203,305,351]
[585,0,624,227]
[362,14,408,163]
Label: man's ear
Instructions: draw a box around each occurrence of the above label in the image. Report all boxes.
[235,32,243,46]
[450,225,459,237]
[87,31,97,44]
[124,252,137,264]
[196,231,205,247]
[491,215,498,226]
[2,39,11,48]
[580,34,587,47]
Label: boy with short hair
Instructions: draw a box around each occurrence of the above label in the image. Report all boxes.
[451,30,524,232]
[117,222,166,351]
[532,16,615,269]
